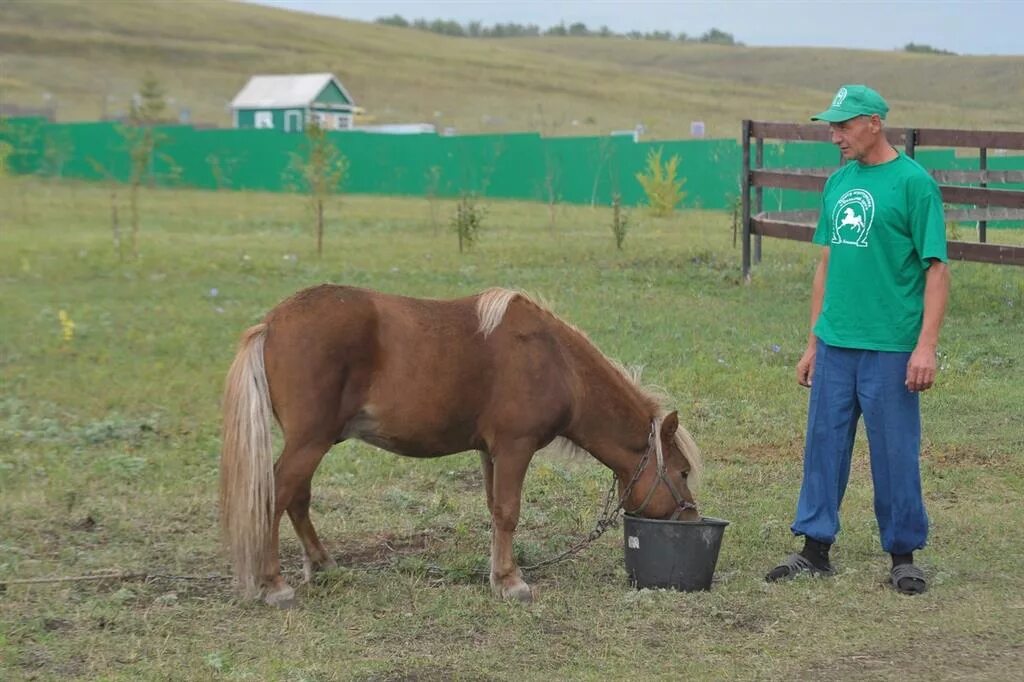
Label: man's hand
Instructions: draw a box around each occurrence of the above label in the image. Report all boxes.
[907,261,949,393]
[799,250,828,389]
[797,345,816,388]
[906,345,937,392]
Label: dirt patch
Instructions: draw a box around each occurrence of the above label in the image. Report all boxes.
[722,441,802,463]
[335,528,455,567]
[42,617,72,632]
[71,515,96,531]
[727,441,1010,470]
[17,645,86,680]
[445,467,482,491]
[923,444,1010,468]
[801,636,1024,680]
[354,666,495,682]
[716,436,811,462]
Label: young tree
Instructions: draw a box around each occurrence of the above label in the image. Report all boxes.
[87,158,125,262]
[543,149,562,229]
[287,121,348,257]
[0,117,43,224]
[120,72,167,257]
[635,147,687,217]
[132,74,167,124]
[451,192,485,253]
[610,193,630,250]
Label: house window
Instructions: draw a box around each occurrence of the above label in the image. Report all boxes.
[254,111,274,129]
[310,112,351,130]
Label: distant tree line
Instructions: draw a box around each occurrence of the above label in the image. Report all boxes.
[374,15,741,45]
[903,42,957,56]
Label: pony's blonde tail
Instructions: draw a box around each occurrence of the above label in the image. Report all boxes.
[219,323,273,597]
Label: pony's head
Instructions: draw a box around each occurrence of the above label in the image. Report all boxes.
[621,411,702,521]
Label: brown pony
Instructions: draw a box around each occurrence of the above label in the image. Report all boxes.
[220,284,702,606]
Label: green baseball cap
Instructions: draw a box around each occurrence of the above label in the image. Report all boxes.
[811,84,889,122]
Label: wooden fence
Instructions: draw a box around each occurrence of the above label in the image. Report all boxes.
[741,121,1024,278]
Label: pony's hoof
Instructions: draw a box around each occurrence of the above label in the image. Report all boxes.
[264,584,296,609]
[502,582,533,603]
[303,555,338,583]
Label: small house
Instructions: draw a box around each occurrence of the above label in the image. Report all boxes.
[230,73,357,132]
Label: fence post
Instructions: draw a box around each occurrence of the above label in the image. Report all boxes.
[754,136,763,264]
[741,120,752,281]
[978,147,988,243]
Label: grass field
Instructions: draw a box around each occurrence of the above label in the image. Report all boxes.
[1,0,1023,138]
[1,176,1023,680]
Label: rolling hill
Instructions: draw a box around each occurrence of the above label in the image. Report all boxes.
[1,0,1021,138]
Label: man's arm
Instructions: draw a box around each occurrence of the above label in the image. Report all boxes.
[906,260,950,392]
[797,248,829,387]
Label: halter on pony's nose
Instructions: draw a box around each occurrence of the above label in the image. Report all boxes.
[672,498,699,519]
[624,418,698,520]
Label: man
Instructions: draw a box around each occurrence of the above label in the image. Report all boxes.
[765,85,950,595]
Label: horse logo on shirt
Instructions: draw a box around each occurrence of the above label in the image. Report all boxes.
[838,208,864,231]
[831,189,875,247]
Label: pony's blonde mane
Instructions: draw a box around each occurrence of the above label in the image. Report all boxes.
[476,288,523,338]
[475,287,703,491]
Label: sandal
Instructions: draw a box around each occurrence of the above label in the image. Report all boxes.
[765,553,835,582]
[891,563,927,595]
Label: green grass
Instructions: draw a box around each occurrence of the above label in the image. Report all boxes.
[1,0,1022,138]
[1,176,1023,680]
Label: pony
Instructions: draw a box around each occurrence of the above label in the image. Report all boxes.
[220,285,702,606]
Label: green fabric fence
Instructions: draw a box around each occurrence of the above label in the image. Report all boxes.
[2,117,1022,220]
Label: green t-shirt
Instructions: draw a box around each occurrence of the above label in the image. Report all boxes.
[812,152,948,351]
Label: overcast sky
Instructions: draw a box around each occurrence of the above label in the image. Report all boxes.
[245,1,1023,56]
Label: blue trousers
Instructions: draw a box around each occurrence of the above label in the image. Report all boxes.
[791,340,929,555]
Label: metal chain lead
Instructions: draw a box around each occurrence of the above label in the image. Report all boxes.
[518,428,655,572]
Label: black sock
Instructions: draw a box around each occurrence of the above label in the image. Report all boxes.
[800,537,832,570]
[891,552,913,568]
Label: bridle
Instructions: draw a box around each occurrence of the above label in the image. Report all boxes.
[621,419,698,521]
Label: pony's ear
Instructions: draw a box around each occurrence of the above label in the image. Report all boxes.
[660,411,679,442]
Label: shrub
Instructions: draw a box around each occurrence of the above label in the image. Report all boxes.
[635,148,686,217]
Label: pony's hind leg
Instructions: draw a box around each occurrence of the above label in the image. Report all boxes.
[487,439,535,603]
[287,477,338,583]
[262,440,332,607]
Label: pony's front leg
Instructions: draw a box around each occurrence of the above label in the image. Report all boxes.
[488,443,534,603]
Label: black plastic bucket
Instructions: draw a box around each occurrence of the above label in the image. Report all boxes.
[623,514,729,592]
